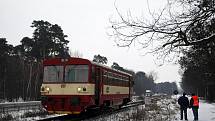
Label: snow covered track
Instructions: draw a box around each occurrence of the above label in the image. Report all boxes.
[0,101,42,113]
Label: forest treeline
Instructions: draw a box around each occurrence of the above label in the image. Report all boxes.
[134,71,178,96]
[0,20,70,101]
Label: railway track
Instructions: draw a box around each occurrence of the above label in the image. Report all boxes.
[39,100,144,121]
[89,100,145,120]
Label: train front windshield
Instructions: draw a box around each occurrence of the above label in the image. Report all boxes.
[65,65,89,82]
[43,65,89,82]
[43,66,64,82]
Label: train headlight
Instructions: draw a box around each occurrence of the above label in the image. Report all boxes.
[77,87,82,92]
[46,87,50,91]
[77,87,87,93]
[41,86,51,94]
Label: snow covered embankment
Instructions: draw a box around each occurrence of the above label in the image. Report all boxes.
[84,95,180,121]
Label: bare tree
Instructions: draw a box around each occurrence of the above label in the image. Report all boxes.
[110,0,215,61]
[148,71,158,82]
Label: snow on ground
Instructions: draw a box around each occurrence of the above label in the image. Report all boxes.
[175,100,215,121]
[85,105,146,121]
[85,95,215,121]
[1,96,214,121]
[0,107,64,121]
[85,95,179,121]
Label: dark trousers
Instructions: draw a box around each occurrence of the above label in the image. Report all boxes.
[180,108,187,120]
[192,107,198,120]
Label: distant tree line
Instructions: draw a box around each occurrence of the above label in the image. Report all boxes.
[154,82,178,95]
[0,20,70,101]
[134,72,155,96]
[133,71,178,96]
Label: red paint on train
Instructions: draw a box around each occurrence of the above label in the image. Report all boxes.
[40,57,133,114]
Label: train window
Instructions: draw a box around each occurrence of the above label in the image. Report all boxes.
[109,72,113,78]
[43,66,63,82]
[122,76,126,80]
[103,71,108,85]
[65,65,89,82]
[91,66,95,82]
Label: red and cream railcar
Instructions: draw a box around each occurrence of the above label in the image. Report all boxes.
[40,57,133,114]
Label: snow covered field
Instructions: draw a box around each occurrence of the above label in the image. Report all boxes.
[85,95,179,121]
[1,96,215,121]
[85,95,215,121]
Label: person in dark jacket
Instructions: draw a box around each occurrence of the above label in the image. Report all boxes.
[190,93,199,121]
[178,92,189,120]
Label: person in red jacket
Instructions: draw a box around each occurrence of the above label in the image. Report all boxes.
[190,93,199,121]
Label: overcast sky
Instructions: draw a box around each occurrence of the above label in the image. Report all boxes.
[0,0,181,83]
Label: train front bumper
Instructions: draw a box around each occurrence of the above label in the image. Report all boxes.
[40,95,93,114]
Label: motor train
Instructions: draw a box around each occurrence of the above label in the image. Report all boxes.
[40,57,133,114]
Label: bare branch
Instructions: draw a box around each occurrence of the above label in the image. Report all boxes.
[109,0,215,61]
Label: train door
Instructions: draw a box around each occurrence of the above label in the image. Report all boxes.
[130,76,134,99]
[95,67,101,105]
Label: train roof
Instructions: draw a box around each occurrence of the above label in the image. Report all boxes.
[90,61,133,76]
[43,57,132,76]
